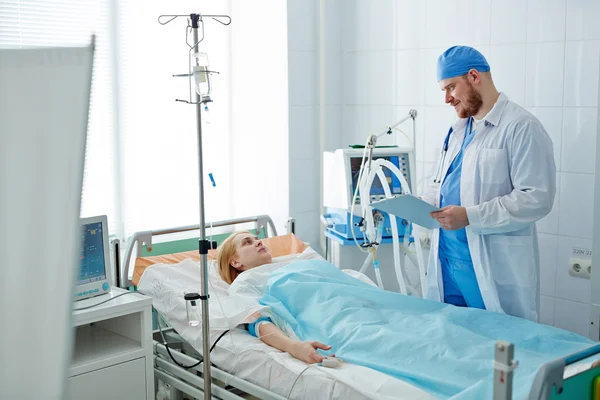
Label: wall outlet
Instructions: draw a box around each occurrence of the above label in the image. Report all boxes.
[568,258,591,279]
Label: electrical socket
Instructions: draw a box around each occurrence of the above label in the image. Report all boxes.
[568,258,591,279]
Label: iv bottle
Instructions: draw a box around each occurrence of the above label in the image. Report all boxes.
[191,52,211,97]
[184,290,201,326]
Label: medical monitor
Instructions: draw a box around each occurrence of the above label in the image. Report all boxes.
[323,147,415,211]
[75,215,112,301]
[350,155,404,198]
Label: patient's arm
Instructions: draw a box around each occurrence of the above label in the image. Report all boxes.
[257,322,332,364]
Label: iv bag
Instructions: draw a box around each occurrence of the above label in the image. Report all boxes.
[191,52,211,96]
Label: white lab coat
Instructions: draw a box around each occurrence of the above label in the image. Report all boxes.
[422,92,556,322]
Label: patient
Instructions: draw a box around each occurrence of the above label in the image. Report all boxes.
[217,231,600,395]
[217,231,332,364]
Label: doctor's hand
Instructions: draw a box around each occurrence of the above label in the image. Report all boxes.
[290,340,332,364]
[430,206,469,230]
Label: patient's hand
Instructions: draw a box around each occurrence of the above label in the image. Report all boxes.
[290,341,332,364]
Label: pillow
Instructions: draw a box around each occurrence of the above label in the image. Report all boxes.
[132,233,307,286]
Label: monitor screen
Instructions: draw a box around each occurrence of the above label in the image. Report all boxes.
[78,221,107,285]
[351,156,403,197]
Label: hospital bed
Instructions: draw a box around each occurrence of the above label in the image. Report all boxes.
[118,214,600,400]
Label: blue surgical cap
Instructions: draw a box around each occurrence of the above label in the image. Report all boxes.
[437,46,490,81]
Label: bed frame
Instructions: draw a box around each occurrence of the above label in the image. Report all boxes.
[117,214,600,400]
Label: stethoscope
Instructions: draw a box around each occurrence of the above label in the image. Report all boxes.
[433,117,474,183]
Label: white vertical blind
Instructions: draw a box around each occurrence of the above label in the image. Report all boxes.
[0,0,118,232]
[1,0,234,238]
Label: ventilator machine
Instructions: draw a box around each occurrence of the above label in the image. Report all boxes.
[322,110,427,296]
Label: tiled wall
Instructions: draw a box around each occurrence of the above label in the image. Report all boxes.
[318,0,600,337]
[287,0,322,251]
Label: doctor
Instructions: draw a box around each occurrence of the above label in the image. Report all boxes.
[421,46,556,322]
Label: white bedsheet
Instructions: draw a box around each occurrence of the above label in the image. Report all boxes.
[138,248,598,399]
[210,328,435,400]
[138,248,435,400]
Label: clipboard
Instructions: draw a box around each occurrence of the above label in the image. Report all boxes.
[370,194,441,229]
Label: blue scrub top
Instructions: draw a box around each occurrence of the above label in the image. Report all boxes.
[439,118,476,262]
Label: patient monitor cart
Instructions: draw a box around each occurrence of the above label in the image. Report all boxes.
[322,147,424,294]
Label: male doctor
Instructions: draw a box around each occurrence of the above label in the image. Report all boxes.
[421,46,556,322]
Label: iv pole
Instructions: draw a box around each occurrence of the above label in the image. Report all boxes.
[158,12,231,399]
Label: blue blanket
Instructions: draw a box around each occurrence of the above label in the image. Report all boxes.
[259,260,595,399]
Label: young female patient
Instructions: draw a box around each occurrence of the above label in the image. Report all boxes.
[217,231,332,364]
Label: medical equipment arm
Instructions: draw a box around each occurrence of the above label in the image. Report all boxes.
[465,119,556,235]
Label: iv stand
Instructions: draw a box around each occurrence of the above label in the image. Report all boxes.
[191,14,213,398]
[159,12,231,399]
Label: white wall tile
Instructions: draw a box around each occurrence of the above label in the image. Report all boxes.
[288,0,317,51]
[423,106,458,163]
[525,42,565,107]
[489,44,528,106]
[394,0,427,50]
[554,298,591,337]
[558,172,595,238]
[395,106,425,164]
[536,172,560,234]
[289,106,318,160]
[343,51,394,105]
[540,295,555,326]
[491,0,528,44]
[324,53,342,105]
[561,107,598,174]
[566,0,600,41]
[341,0,395,52]
[456,0,492,46]
[555,236,592,303]
[395,50,425,106]
[538,234,559,297]
[289,158,320,214]
[292,210,323,253]
[424,0,460,49]
[289,50,317,106]
[323,105,343,152]
[342,105,396,146]
[323,0,342,53]
[526,0,566,43]
[424,48,447,106]
[563,40,600,107]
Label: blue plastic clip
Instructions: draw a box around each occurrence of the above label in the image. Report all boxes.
[208,173,216,187]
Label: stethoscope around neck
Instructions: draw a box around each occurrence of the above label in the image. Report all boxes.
[433,117,474,184]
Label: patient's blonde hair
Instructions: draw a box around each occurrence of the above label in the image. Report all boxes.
[217,231,251,285]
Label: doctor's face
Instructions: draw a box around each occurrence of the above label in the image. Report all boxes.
[440,74,483,118]
[230,234,272,272]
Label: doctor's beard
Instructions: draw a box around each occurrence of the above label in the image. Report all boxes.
[457,80,483,119]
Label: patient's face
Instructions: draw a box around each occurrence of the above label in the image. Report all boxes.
[230,234,272,272]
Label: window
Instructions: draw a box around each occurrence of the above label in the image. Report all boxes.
[117,1,233,236]
[1,0,233,238]
[0,0,118,232]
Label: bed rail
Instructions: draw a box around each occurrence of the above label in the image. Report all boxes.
[154,342,287,400]
[526,343,600,400]
[119,214,278,288]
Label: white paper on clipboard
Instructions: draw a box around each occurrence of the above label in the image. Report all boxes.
[371,194,441,230]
